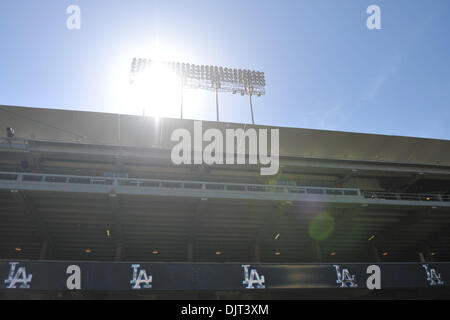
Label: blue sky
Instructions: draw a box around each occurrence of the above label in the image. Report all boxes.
[0,0,449,139]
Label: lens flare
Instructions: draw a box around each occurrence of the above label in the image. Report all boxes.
[308,212,335,241]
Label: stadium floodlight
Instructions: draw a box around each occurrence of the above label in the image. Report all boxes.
[130,58,266,124]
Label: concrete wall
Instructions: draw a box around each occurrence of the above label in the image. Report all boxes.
[1,104,449,167]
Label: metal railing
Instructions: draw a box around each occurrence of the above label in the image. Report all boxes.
[0,171,361,197]
[363,191,450,202]
[0,171,448,204]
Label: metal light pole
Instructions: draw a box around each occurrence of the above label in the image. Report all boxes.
[216,88,220,122]
[180,77,184,120]
[249,92,255,125]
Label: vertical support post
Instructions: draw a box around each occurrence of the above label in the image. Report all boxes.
[249,92,255,125]
[216,87,219,122]
[180,78,184,120]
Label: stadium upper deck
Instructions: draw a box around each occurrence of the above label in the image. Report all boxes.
[0,105,449,264]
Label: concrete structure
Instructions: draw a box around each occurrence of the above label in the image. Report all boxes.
[0,104,449,264]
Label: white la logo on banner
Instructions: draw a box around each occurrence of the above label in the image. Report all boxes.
[4,262,32,289]
[242,265,265,289]
[130,264,152,289]
[422,264,444,286]
[333,265,358,288]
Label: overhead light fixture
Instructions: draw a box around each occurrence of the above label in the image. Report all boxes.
[368,235,376,241]
[106,229,111,238]
[130,60,266,96]
[152,250,159,255]
[215,251,222,256]
[85,249,92,254]
[15,247,22,252]
[330,252,336,256]
[383,252,388,256]
[275,252,281,256]
[275,234,280,240]
[432,252,437,256]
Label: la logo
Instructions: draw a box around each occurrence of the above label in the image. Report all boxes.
[242,265,265,289]
[130,264,152,289]
[423,264,444,286]
[333,265,358,288]
[4,262,32,289]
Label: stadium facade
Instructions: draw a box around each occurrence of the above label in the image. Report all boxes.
[0,105,449,299]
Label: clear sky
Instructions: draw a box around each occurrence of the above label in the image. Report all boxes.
[0,0,449,139]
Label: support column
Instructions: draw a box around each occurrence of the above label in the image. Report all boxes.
[216,88,219,122]
[249,93,254,125]
[181,78,184,119]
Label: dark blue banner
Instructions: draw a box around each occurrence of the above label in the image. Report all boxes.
[0,261,448,291]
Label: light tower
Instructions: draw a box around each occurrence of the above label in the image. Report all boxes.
[130,58,266,124]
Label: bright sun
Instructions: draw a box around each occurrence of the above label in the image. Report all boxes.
[109,45,206,120]
[130,62,183,118]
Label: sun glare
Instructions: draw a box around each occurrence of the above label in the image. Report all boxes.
[109,46,207,119]
[131,62,182,118]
